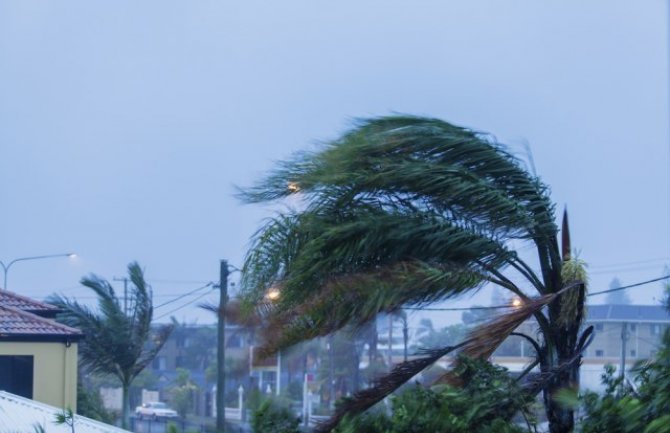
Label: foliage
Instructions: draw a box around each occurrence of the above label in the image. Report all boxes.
[166,422,179,433]
[334,358,534,433]
[76,382,114,424]
[605,278,631,305]
[170,368,198,417]
[54,408,75,433]
[416,320,467,349]
[48,262,173,429]
[240,115,589,433]
[171,322,217,371]
[251,399,301,433]
[577,284,670,433]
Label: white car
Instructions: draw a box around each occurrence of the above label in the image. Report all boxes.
[135,402,179,420]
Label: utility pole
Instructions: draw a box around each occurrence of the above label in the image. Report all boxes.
[620,322,629,385]
[217,260,229,433]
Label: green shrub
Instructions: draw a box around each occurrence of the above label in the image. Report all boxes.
[335,357,533,433]
[251,399,301,433]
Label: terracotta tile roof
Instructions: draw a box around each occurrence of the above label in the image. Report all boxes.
[0,304,83,341]
[0,289,60,316]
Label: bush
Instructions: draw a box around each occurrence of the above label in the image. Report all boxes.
[335,357,533,433]
[251,399,301,433]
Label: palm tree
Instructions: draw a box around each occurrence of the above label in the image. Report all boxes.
[239,116,590,433]
[49,262,173,429]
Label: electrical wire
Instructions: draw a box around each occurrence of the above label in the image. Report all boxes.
[153,287,217,321]
[588,275,670,297]
[154,282,214,309]
[404,274,670,312]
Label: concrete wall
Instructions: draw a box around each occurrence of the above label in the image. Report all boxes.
[0,341,78,410]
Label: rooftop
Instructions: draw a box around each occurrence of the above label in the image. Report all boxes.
[0,305,83,342]
[0,390,129,433]
[0,289,61,317]
[587,304,670,323]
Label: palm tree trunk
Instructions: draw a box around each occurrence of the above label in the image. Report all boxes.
[543,284,585,433]
[121,383,130,430]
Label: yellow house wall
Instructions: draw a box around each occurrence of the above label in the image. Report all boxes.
[0,341,78,410]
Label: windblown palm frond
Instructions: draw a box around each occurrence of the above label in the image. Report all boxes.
[240,115,584,433]
[314,342,470,433]
[48,262,172,429]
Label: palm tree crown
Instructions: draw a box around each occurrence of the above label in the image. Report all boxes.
[49,261,173,428]
[240,116,588,433]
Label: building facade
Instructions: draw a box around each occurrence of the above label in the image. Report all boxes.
[0,290,83,410]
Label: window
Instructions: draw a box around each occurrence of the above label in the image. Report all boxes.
[651,324,661,335]
[595,350,604,357]
[595,323,604,332]
[629,324,636,332]
[630,350,636,358]
[261,371,277,394]
[152,356,167,370]
[0,356,33,399]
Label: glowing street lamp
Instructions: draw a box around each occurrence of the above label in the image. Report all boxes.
[0,253,76,290]
[265,286,281,301]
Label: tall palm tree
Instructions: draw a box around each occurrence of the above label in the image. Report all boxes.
[239,116,590,433]
[49,262,173,429]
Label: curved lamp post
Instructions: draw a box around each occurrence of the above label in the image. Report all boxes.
[0,253,76,290]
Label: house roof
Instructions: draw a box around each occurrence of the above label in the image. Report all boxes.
[587,304,670,323]
[0,289,61,317]
[0,390,130,433]
[0,305,83,342]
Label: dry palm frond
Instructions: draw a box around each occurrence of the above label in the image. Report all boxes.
[253,261,485,357]
[522,326,594,396]
[313,342,469,433]
[435,293,557,386]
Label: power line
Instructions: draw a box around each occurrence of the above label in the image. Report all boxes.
[405,274,670,312]
[154,282,213,309]
[589,257,670,269]
[587,275,670,297]
[153,287,216,321]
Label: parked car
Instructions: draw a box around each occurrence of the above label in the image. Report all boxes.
[135,402,179,420]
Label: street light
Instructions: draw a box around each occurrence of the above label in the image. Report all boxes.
[0,253,77,290]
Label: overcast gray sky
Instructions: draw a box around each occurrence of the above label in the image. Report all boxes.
[1,1,668,327]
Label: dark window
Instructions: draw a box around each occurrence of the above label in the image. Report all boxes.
[0,356,33,398]
[630,350,636,358]
[629,324,636,332]
[595,350,604,357]
[595,323,604,332]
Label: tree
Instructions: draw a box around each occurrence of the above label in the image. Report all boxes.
[49,262,173,429]
[239,116,590,433]
[576,282,670,433]
[605,278,631,305]
[170,368,198,418]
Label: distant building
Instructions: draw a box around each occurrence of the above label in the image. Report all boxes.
[490,303,670,392]
[0,290,83,410]
[146,323,252,417]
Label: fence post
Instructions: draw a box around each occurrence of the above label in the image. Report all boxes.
[238,385,244,421]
